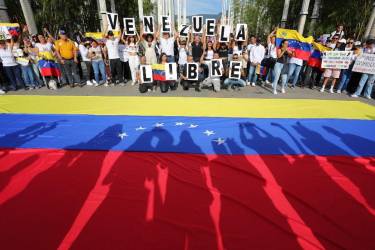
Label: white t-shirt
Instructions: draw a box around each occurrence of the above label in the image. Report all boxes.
[79,44,90,62]
[247,44,256,54]
[178,47,188,65]
[160,37,175,56]
[35,42,53,52]
[0,47,17,67]
[106,38,120,59]
[267,43,277,59]
[118,44,129,62]
[289,57,303,66]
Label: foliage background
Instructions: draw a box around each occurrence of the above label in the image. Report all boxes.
[4,0,374,40]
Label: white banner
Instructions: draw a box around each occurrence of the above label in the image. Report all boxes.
[140,65,153,83]
[165,63,178,80]
[321,51,353,70]
[352,53,375,74]
[0,26,11,40]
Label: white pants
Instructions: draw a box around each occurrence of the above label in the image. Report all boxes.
[128,55,140,82]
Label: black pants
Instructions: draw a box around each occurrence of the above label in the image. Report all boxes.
[60,59,81,84]
[139,82,154,93]
[122,61,131,81]
[109,58,123,83]
[181,80,200,90]
[303,66,322,89]
[83,61,94,81]
[157,81,177,93]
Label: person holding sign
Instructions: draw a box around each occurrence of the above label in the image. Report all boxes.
[200,52,223,92]
[337,46,360,93]
[320,35,342,93]
[191,35,204,63]
[180,55,204,92]
[272,39,293,95]
[155,53,178,93]
[103,26,124,85]
[157,22,176,63]
[223,54,246,90]
[140,24,158,65]
[0,38,23,91]
[122,33,140,85]
[351,40,375,99]
[137,56,154,93]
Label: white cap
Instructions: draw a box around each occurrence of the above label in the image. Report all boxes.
[354,41,362,46]
[339,38,346,44]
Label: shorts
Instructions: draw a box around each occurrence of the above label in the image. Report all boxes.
[324,69,341,79]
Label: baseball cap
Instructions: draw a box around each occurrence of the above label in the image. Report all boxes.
[107,31,114,36]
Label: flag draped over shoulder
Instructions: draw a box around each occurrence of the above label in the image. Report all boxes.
[308,42,331,68]
[276,28,314,61]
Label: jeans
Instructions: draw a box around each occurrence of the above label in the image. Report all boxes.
[31,63,43,85]
[354,73,374,97]
[272,62,288,91]
[287,63,302,87]
[82,61,93,81]
[201,77,221,91]
[61,59,81,84]
[21,65,37,87]
[167,56,175,63]
[266,68,274,82]
[3,65,23,90]
[223,78,246,88]
[247,64,258,83]
[109,58,124,83]
[92,60,107,83]
[337,69,352,92]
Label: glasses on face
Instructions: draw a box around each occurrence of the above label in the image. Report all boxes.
[348,42,354,44]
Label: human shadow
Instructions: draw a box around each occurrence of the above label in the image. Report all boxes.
[72,129,217,250]
[0,122,59,160]
[0,124,123,250]
[209,137,302,249]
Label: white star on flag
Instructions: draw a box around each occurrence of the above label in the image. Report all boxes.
[213,138,226,145]
[155,123,164,128]
[203,130,215,136]
[136,126,146,131]
[189,124,199,128]
[175,122,185,126]
[118,132,128,140]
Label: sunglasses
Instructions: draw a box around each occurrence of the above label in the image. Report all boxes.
[348,42,354,44]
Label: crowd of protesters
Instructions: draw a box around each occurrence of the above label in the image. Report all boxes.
[0,23,374,99]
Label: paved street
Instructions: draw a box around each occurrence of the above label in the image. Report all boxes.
[6,83,375,106]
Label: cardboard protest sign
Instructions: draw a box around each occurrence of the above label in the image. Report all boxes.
[165,63,178,80]
[219,25,231,42]
[124,18,136,35]
[206,19,216,37]
[322,51,353,70]
[107,13,119,31]
[210,59,223,77]
[161,15,172,33]
[143,16,155,34]
[140,65,153,83]
[229,61,242,79]
[179,25,190,37]
[187,63,199,80]
[192,16,203,33]
[235,24,247,41]
[352,53,375,74]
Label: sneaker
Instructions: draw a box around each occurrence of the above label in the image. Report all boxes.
[281,88,286,94]
[119,82,126,86]
[365,95,372,100]
[130,81,135,86]
[251,82,255,87]
[329,88,334,94]
[86,80,93,86]
[0,89,5,94]
[265,80,271,85]
[337,90,341,94]
[351,94,358,98]
[320,88,325,93]
[273,90,278,95]
[246,80,250,86]
[104,82,109,87]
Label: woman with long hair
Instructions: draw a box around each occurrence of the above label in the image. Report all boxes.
[157,53,178,93]
[272,39,293,95]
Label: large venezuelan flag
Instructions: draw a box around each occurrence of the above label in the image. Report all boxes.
[308,42,331,68]
[0,96,374,250]
[276,28,314,61]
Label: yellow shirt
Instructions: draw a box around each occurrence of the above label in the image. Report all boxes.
[55,39,77,60]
